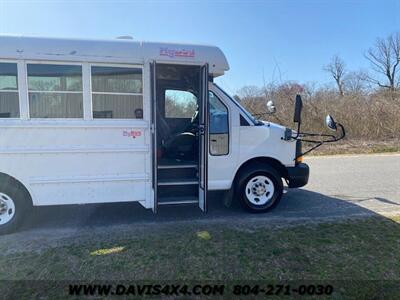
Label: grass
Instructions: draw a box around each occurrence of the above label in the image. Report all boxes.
[1,216,400,298]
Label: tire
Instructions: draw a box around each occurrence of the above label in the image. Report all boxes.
[237,164,283,213]
[0,180,30,235]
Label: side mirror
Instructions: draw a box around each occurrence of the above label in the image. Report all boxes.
[325,115,337,131]
[293,95,303,123]
[266,100,276,113]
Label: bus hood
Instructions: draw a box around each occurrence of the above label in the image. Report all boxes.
[261,121,287,131]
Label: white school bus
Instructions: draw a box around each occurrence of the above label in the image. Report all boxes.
[0,36,344,234]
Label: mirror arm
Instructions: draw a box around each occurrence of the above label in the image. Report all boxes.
[297,142,323,157]
[298,132,337,138]
[292,132,336,143]
[293,122,345,159]
[337,123,346,140]
[292,122,345,142]
[292,121,301,139]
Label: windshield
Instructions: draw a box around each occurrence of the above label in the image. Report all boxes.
[213,83,263,125]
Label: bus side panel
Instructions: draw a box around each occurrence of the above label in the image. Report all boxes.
[0,122,150,206]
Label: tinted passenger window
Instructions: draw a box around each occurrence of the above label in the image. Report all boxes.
[92,66,143,119]
[0,62,20,118]
[27,64,83,118]
[209,92,229,155]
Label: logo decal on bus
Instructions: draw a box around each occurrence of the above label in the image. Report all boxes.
[160,47,195,58]
[123,130,142,139]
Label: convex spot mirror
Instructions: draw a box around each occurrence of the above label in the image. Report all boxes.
[325,114,337,131]
[266,100,276,113]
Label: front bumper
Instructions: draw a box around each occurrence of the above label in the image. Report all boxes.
[286,163,309,188]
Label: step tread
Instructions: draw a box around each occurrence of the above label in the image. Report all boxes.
[158,164,198,169]
[158,196,199,206]
[158,158,197,166]
[157,178,198,186]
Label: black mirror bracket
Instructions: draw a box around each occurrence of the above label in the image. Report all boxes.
[292,123,346,159]
[290,94,346,160]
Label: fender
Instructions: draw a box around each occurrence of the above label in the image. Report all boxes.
[223,156,287,207]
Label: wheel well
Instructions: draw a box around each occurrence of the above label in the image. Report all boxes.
[233,157,288,188]
[0,173,33,205]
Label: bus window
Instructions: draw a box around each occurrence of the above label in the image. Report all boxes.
[209,91,229,155]
[28,64,83,118]
[165,90,197,119]
[0,62,19,118]
[92,66,143,119]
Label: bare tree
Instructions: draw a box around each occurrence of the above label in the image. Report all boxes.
[324,55,346,96]
[236,85,261,101]
[365,32,400,91]
[344,70,368,94]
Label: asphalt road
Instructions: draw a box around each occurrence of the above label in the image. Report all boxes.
[25,153,400,226]
[2,153,400,249]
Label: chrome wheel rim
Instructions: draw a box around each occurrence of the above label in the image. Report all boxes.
[0,193,16,225]
[245,175,275,206]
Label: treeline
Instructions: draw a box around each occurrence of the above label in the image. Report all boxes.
[235,32,400,141]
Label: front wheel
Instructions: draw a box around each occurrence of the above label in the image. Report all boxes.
[237,165,283,213]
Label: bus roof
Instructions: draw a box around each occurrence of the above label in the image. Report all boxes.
[0,35,230,77]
